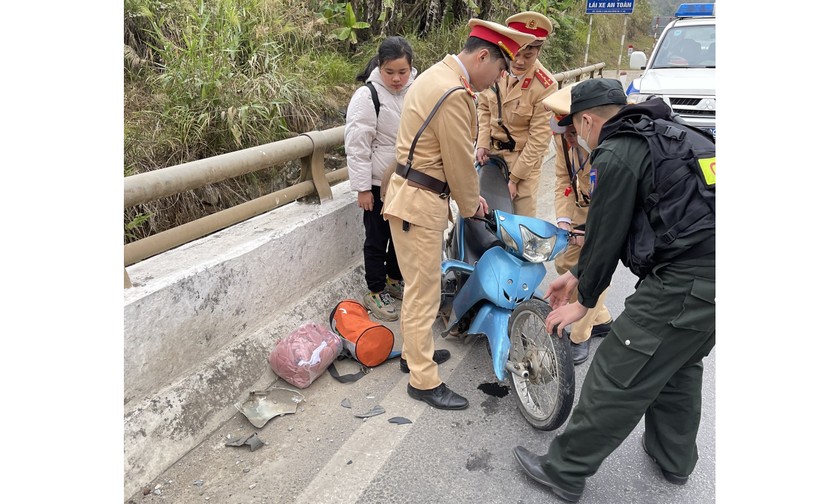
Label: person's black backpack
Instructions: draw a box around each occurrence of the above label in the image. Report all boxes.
[364,82,380,117]
[600,97,715,278]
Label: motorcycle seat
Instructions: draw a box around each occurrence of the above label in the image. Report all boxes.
[462,157,513,265]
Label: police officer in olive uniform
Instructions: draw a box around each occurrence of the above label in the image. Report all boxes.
[543,84,613,365]
[512,79,715,502]
[475,11,558,218]
[382,20,536,410]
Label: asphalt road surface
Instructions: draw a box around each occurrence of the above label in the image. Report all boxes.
[126,140,715,504]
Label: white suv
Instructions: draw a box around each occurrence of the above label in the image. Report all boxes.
[626,3,716,138]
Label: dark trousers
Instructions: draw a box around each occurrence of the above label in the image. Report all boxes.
[363,185,401,293]
[543,260,715,493]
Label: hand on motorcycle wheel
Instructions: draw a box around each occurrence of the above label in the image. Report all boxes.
[546,302,588,335]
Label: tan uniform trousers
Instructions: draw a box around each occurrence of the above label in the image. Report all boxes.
[554,240,612,344]
[498,149,540,218]
[388,216,443,390]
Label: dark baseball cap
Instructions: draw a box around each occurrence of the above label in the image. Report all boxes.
[557,78,627,126]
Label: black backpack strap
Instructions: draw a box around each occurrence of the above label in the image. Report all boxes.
[365,82,380,117]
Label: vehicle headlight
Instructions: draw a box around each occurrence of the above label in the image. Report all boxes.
[626,92,652,105]
[500,225,518,252]
[521,225,556,263]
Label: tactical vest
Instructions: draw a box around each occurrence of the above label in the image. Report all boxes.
[599,98,715,279]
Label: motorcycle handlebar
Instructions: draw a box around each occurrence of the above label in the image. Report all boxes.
[468,208,497,232]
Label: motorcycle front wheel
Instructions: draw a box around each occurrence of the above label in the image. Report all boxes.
[507,299,574,431]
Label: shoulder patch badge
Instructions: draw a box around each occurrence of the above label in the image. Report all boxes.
[459,75,477,100]
[535,68,554,88]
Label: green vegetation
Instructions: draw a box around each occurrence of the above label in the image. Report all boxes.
[124,0,657,242]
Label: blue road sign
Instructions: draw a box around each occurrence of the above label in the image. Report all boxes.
[586,0,635,15]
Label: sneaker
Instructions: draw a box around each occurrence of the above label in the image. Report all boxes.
[385,277,405,300]
[363,291,399,322]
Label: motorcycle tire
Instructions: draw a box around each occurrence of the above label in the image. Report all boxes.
[507,298,574,431]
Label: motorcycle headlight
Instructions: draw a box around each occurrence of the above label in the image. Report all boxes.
[520,225,556,263]
[500,224,518,252]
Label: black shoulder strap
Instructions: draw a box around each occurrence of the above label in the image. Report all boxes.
[365,82,380,117]
[493,84,516,147]
[559,134,579,204]
[327,356,370,383]
[406,85,466,167]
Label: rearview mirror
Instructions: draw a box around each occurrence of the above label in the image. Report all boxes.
[629,51,647,70]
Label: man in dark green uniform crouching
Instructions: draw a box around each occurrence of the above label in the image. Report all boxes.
[512,78,715,502]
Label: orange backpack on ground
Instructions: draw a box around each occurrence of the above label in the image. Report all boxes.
[328,299,399,382]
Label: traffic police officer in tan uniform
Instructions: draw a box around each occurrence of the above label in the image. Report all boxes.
[382,19,536,410]
[544,83,614,365]
[475,11,558,217]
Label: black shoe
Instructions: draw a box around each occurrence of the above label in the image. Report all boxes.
[642,435,690,485]
[568,335,590,366]
[407,382,468,410]
[399,349,451,373]
[590,320,613,337]
[512,446,583,503]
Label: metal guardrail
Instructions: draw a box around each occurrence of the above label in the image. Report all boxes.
[123,127,347,282]
[554,63,605,86]
[123,64,607,287]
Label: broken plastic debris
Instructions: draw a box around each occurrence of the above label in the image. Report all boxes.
[353,405,385,418]
[340,398,351,409]
[388,416,412,425]
[225,433,265,452]
[235,387,304,428]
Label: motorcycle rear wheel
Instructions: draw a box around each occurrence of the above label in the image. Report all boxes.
[507,299,574,431]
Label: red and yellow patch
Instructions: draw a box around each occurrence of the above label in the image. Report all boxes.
[459,76,477,100]
[535,68,554,88]
[521,77,532,89]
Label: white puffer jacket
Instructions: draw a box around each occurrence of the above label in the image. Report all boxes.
[345,66,417,192]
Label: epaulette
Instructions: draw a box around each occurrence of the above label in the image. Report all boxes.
[459,75,476,100]
[535,68,554,88]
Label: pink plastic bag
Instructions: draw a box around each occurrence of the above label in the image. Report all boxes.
[268,322,343,389]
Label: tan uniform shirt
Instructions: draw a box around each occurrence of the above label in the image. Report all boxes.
[477,60,558,183]
[383,54,480,230]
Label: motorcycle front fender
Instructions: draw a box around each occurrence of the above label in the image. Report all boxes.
[467,304,512,382]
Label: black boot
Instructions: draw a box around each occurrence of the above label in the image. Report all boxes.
[570,338,590,365]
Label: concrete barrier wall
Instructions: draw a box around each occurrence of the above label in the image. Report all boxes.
[123,180,368,497]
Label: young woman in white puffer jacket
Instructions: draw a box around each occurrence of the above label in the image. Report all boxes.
[345,36,417,322]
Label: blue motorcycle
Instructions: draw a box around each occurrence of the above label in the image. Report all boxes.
[439,156,575,430]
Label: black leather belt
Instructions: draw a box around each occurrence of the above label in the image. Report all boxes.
[395,162,450,199]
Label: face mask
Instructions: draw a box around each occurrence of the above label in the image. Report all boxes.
[577,117,593,154]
